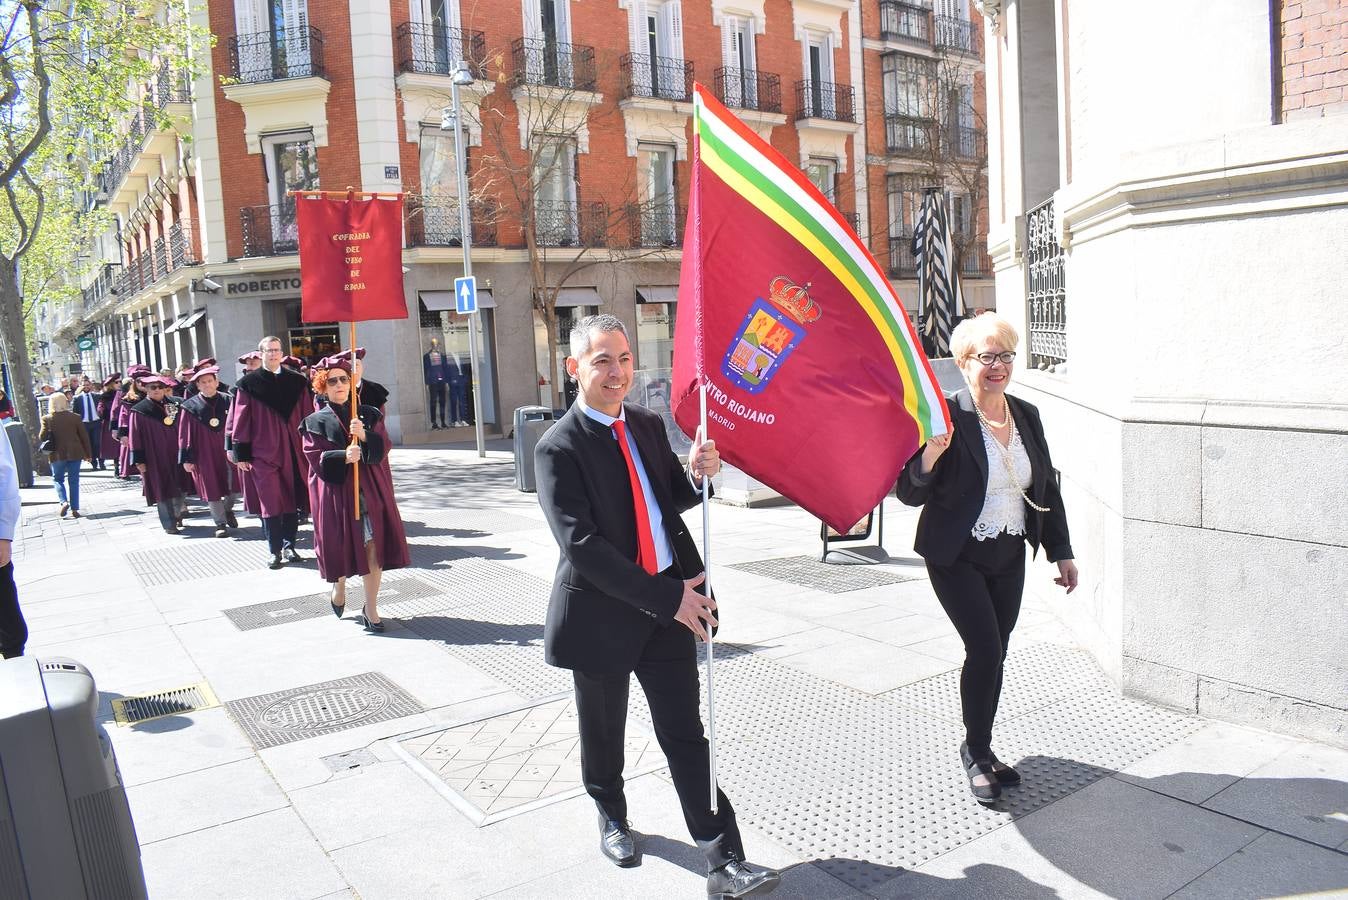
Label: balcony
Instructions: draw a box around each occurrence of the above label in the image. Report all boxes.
[533,200,607,248]
[229,27,326,83]
[395,23,486,77]
[82,263,122,313]
[96,102,154,197]
[713,67,781,113]
[879,1,932,44]
[933,15,980,56]
[961,246,992,277]
[888,232,918,278]
[841,211,861,237]
[511,38,596,92]
[620,53,693,102]
[405,194,499,247]
[626,202,686,248]
[945,125,987,160]
[152,60,191,108]
[240,204,299,257]
[168,220,200,270]
[885,114,934,156]
[795,80,855,123]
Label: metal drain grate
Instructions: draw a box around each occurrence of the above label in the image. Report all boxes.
[222,575,443,631]
[226,672,424,750]
[112,682,219,725]
[727,556,916,593]
[125,540,302,586]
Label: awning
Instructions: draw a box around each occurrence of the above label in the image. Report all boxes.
[161,313,191,334]
[421,289,496,311]
[556,286,600,307]
[636,285,679,304]
[177,309,207,331]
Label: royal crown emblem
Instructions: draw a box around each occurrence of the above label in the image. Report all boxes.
[721,276,821,395]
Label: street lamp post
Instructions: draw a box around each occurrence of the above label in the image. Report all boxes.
[443,62,486,457]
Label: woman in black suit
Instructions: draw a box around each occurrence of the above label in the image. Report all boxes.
[898,313,1079,805]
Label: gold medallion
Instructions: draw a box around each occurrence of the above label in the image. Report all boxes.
[209,417,221,428]
[163,415,176,426]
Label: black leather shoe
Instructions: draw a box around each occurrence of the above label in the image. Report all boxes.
[598,814,638,868]
[355,613,386,634]
[225,510,239,529]
[267,553,284,570]
[283,547,304,563]
[988,750,1022,786]
[960,741,1002,805]
[707,858,781,899]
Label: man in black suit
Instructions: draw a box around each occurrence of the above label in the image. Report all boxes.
[535,314,780,899]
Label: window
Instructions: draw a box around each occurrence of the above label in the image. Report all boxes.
[887,173,937,237]
[636,301,676,373]
[261,131,318,253]
[719,15,757,107]
[637,143,676,245]
[806,158,837,205]
[882,53,932,118]
[627,0,684,98]
[534,304,598,407]
[420,127,460,199]
[534,137,578,245]
[803,32,835,117]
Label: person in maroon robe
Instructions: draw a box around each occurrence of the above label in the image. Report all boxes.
[114,365,151,480]
[98,375,121,467]
[178,365,238,538]
[231,336,313,569]
[128,375,188,533]
[227,351,264,515]
[327,347,392,480]
[301,356,409,633]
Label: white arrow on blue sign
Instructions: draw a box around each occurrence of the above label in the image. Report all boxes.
[454,276,477,314]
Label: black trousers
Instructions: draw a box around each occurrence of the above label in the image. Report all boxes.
[926,531,1026,755]
[572,575,741,872]
[0,562,26,659]
[427,383,447,425]
[261,513,299,555]
[83,421,103,468]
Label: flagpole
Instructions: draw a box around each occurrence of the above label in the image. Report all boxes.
[700,381,718,814]
[350,319,361,520]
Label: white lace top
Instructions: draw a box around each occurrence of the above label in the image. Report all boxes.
[971,419,1033,541]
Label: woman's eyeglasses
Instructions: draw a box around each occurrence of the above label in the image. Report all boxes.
[971,351,1016,366]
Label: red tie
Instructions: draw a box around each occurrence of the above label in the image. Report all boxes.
[611,420,658,575]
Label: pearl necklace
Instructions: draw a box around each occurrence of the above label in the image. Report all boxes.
[970,390,1052,514]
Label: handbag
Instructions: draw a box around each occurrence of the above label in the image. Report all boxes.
[39,437,56,453]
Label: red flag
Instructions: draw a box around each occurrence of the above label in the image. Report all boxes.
[672,85,949,533]
[296,195,408,322]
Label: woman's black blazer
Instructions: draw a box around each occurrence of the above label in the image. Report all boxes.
[897,389,1073,567]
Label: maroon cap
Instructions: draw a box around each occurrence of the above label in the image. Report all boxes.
[127,364,152,378]
[193,357,218,371]
[316,355,353,373]
[142,375,176,388]
[282,355,303,369]
[332,347,366,362]
[190,365,221,382]
[236,351,262,364]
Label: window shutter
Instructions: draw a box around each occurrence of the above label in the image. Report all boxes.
[666,1,684,61]
[521,0,541,40]
[628,0,647,56]
[720,17,736,69]
[409,0,424,27]
[554,0,570,43]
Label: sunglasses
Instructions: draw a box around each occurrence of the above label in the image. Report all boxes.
[327,375,350,385]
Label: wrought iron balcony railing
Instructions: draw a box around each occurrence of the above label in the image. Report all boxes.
[933,15,980,56]
[795,80,855,123]
[405,194,499,247]
[395,23,486,77]
[153,60,191,107]
[241,204,300,257]
[1026,197,1066,368]
[945,125,987,160]
[885,113,934,156]
[532,199,607,248]
[879,0,932,43]
[888,232,918,278]
[713,67,781,113]
[82,263,121,312]
[168,220,199,270]
[960,247,992,277]
[511,38,596,91]
[229,27,326,83]
[620,53,693,102]
[626,202,685,248]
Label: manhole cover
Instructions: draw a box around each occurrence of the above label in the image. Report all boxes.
[727,556,916,593]
[227,672,424,749]
[112,682,219,725]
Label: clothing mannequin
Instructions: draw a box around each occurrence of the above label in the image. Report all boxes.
[423,337,449,430]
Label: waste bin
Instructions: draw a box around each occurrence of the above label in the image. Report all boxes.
[3,418,34,488]
[513,405,555,492]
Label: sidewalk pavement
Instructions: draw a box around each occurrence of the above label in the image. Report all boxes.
[14,447,1348,899]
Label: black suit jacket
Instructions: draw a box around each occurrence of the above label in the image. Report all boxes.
[535,402,706,674]
[897,389,1073,566]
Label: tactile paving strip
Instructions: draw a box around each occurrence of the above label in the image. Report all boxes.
[222,575,442,631]
[226,672,424,750]
[395,698,667,825]
[403,508,547,535]
[125,540,304,586]
[727,556,916,594]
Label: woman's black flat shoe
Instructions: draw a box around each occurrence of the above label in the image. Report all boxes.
[355,613,385,634]
[960,742,1002,805]
[989,751,1021,786]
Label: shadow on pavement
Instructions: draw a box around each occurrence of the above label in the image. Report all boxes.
[876,860,1063,898]
[385,615,543,647]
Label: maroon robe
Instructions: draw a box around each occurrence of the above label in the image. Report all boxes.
[224,386,259,514]
[127,397,185,505]
[178,391,234,501]
[231,367,312,518]
[114,391,140,480]
[300,404,409,583]
[98,390,119,462]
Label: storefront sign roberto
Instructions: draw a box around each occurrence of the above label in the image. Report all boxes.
[221,275,303,300]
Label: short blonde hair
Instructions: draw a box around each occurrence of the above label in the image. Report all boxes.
[49,393,71,412]
[950,312,1020,362]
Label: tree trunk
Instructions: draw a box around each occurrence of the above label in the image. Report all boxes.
[0,255,48,477]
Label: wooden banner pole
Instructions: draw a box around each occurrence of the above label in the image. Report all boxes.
[350,319,361,521]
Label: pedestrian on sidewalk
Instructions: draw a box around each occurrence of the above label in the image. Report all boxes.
[97,375,121,469]
[0,432,24,659]
[231,336,312,569]
[897,313,1079,806]
[38,393,92,518]
[534,314,780,899]
[0,387,13,420]
[114,366,150,480]
[227,351,264,519]
[128,375,189,534]
[326,348,393,481]
[73,381,104,470]
[178,364,239,538]
[300,355,408,634]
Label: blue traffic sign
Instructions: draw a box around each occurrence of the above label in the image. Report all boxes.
[454,275,477,314]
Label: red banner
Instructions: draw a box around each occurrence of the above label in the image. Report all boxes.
[296,195,408,322]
